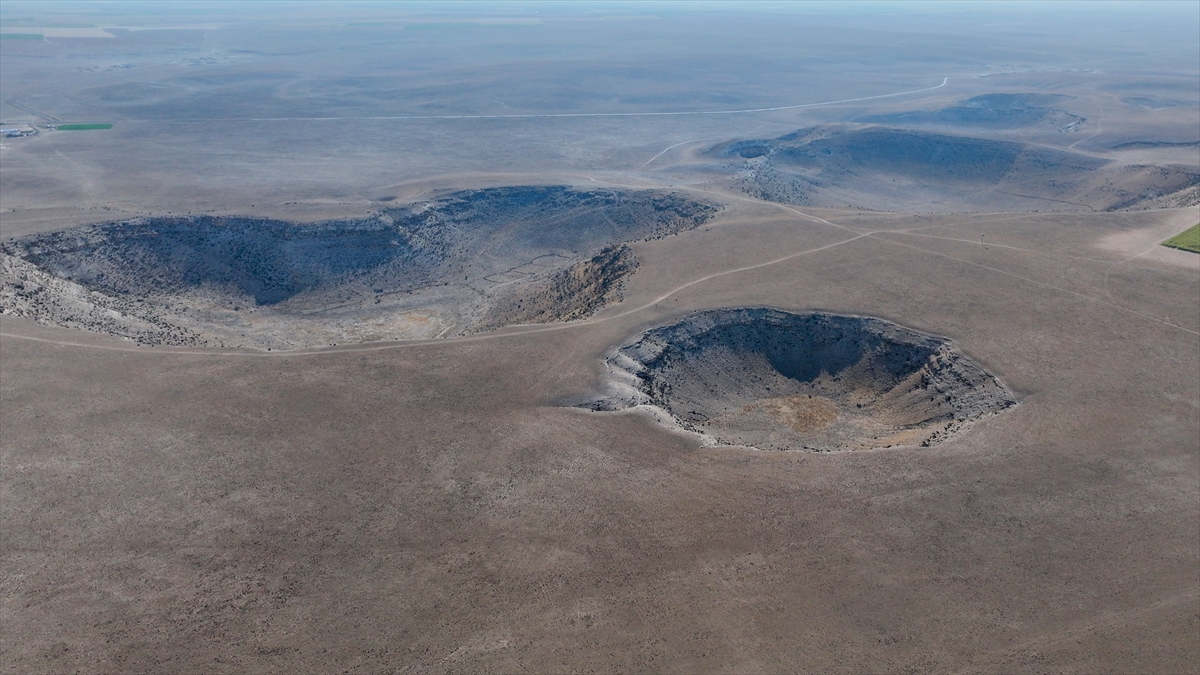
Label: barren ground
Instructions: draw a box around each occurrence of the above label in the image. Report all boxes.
[4,196,1196,673]
[2,3,1198,673]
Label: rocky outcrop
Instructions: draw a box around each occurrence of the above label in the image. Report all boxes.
[585,308,1017,452]
[0,186,720,348]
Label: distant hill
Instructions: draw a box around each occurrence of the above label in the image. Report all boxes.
[712,125,1200,213]
[859,93,1085,132]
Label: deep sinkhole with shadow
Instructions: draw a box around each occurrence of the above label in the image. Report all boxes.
[586,308,1018,452]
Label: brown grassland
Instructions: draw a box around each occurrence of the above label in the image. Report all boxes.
[2,3,1197,673]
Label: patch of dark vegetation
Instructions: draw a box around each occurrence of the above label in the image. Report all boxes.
[56,123,114,131]
[0,186,721,347]
[585,309,1016,452]
[860,93,1084,131]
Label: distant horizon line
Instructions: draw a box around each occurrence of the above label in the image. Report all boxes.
[117,77,950,124]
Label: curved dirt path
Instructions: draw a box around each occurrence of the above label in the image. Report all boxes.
[5,191,1195,357]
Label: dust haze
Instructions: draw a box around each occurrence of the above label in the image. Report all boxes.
[2,2,1198,673]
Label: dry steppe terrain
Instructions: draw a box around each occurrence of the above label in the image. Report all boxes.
[3,196,1196,673]
[2,2,1198,674]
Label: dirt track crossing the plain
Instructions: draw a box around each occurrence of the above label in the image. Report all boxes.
[4,190,1196,357]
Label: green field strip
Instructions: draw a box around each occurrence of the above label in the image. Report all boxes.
[0,33,43,39]
[1162,224,1200,253]
[57,123,113,131]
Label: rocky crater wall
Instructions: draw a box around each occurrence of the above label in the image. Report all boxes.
[0,186,720,348]
[586,309,1017,452]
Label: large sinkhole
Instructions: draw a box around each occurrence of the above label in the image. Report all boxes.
[587,308,1017,452]
[0,186,719,348]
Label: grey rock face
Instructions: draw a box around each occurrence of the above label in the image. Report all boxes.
[588,308,1017,452]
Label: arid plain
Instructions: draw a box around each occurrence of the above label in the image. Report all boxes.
[2,3,1198,673]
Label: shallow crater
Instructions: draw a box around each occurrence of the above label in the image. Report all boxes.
[0,186,719,348]
[586,308,1017,451]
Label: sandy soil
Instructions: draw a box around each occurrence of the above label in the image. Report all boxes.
[1097,209,1200,268]
[3,193,1197,673]
[2,4,1197,672]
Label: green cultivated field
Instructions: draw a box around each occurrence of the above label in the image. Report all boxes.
[0,33,43,39]
[1162,224,1200,253]
[57,123,113,131]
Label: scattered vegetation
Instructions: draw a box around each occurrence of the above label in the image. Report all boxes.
[1162,223,1200,253]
